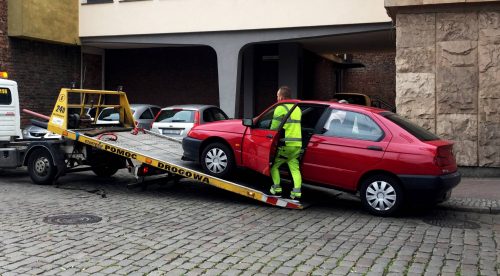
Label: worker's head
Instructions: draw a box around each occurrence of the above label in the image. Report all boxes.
[277,86,291,101]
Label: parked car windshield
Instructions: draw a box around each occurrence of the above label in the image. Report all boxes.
[382,112,439,141]
[98,108,136,121]
[155,109,195,123]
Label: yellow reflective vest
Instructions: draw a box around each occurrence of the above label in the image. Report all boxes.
[271,103,302,147]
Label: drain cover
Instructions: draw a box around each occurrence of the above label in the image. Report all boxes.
[423,218,480,229]
[43,214,102,225]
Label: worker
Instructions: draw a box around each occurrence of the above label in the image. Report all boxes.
[269,86,303,200]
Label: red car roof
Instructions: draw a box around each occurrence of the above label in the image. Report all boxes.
[279,99,388,114]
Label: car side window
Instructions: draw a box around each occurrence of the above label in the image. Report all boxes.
[139,108,154,119]
[203,109,215,123]
[212,108,228,121]
[322,109,383,141]
[255,103,290,130]
[151,107,161,118]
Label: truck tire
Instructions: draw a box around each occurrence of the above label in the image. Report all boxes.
[91,165,119,177]
[28,148,57,185]
[360,174,403,216]
[201,142,235,178]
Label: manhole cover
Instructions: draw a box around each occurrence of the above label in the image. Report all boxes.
[43,214,102,225]
[422,218,480,229]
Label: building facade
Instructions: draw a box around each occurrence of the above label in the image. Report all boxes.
[386,0,500,171]
[1,0,498,171]
[0,0,80,125]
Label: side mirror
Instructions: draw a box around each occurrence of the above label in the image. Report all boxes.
[242,118,253,127]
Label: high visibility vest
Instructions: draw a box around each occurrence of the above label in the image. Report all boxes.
[271,103,302,147]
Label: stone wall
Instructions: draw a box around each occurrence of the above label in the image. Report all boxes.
[395,5,500,167]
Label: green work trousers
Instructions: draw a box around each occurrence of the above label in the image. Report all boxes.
[270,146,302,189]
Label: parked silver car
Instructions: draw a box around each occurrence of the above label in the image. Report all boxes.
[151,104,228,138]
[96,104,161,130]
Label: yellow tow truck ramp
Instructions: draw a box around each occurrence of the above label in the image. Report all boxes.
[47,88,304,209]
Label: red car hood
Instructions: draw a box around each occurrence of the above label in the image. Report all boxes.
[194,119,246,134]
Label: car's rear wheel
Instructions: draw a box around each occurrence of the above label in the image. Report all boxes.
[360,174,403,216]
[201,142,235,178]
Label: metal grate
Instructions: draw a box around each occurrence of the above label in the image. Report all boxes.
[43,214,102,225]
[422,218,480,229]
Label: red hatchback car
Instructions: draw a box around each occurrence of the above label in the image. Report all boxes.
[182,100,461,216]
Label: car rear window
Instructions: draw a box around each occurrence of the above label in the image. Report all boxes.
[382,112,439,141]
[155,109,195,123]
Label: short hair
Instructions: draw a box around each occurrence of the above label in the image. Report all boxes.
[278,86,291,99]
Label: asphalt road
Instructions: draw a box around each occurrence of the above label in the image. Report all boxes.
[0,168,499,276]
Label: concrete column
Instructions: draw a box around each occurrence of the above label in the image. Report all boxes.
[214,45,242,118]
[242,45,255,118]
[279,43,302,99]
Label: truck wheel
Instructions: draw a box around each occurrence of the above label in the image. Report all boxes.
[91,165,119,177]
[360,174,403,216]
[201,142,235,178]
[28,148,57,185]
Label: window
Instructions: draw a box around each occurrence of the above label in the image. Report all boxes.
[139,108,154,120]
[151,107,161,118]
[0,88,12,105]
[98,108,119,121]
[323,109,383,141]
[81,0,113,4]
[255,103,293,130]
[382,112,439,141]
[203,108,229,123]
[155,109,195,123]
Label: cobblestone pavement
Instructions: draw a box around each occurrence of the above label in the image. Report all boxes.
[0,168,499,276]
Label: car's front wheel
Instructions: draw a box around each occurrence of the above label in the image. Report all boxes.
[201,142,235,178]
[360,174,403,216]
[28,148,57,185]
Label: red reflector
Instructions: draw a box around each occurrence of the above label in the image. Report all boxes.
[435,145,453,167]
[142,166,149,174]
[194,111,200,125]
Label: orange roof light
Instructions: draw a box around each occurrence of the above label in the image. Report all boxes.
[0,72,8,79]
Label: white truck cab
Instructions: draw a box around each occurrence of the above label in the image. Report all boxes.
[0,74,22,142]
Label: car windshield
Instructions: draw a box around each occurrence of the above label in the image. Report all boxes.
[155,109,195,123]
[98,108,135,121]
[382,112,440,141]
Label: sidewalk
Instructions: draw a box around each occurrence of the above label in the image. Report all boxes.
[439,177,500,214]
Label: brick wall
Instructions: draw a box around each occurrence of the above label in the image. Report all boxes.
[303,50,336,101]
[105,47,219,108]
[343,49,396,108]
[0,0,81,126]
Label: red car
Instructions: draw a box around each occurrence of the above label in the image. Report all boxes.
[182,100,461,216]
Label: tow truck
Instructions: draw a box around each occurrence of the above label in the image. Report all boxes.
[0,73,304,209]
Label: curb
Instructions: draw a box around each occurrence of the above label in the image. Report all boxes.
[438,204,500,215]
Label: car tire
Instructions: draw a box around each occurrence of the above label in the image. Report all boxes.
[360,174,403,216]
[91,165,119,177]
[201,142,235,178]
[28,148,57,185]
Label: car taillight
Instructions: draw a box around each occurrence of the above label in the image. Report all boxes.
[435,145,453,167]
[194,111,200,126]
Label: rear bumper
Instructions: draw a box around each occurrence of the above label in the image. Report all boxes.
[182,136,202,162]
[398,171,461,203]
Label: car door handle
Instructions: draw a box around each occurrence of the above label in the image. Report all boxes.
[367,145,383,151]
[266,134,273,139]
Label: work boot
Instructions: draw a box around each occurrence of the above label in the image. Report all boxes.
[290,188,301,200]
[269,185,282,196]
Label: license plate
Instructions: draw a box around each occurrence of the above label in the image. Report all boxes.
[162,129,181,135]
